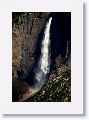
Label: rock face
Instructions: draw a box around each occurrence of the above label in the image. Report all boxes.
[25,70,71,102]
[12,12,71,102]
[12,12,51,79]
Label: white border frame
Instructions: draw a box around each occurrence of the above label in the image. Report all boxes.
[0,0,83,114]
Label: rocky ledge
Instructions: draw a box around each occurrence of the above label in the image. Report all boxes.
[25,70,71,102]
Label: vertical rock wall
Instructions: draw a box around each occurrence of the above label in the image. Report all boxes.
[12,12,51,79]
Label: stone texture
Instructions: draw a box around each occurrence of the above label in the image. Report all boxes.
[12,12,51,78]
[25,70,71,102]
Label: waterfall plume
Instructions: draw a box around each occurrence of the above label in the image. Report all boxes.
[35,17,52,87]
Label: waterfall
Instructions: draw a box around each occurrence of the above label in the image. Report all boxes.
[35,17,52,87]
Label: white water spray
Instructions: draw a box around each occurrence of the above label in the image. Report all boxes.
[35,17,52,86]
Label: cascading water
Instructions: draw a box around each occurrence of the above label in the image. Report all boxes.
[35,17,52,87]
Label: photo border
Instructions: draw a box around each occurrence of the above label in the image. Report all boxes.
[0,0,83,114]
